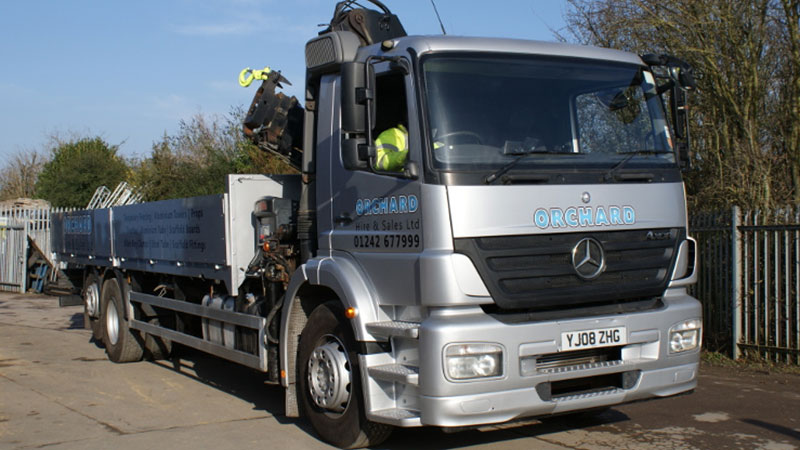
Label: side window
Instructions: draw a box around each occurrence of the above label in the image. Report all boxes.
[370,72,409,173]
[373,72,407,136]
[339,64,414,175]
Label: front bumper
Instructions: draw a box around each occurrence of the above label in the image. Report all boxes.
[418,362,697,426]
[415,289,700,427]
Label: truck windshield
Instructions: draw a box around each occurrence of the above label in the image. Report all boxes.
[421,54,676,177]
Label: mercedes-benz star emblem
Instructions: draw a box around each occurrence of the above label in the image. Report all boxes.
[571,237,606,280]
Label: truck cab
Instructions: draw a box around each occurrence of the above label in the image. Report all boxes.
[283,17,700,446]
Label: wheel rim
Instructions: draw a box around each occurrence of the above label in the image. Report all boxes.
[106,297,120,345]
[307,334,352,414]
[85,283,99,317]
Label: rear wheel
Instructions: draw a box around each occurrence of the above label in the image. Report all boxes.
[101,277,143,363]
[297,301,392,449]
[83,272,102,341]
[144,325,172,360]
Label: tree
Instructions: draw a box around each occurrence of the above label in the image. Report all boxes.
[564,0,800,210]
[777,0,800,203]
[0,150,45,201]
[132,109,295,201]
[35,137,129,208]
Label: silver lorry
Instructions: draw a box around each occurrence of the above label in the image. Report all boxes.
[52,2,701,448]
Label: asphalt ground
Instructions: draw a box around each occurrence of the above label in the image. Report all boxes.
[1,291,799,449]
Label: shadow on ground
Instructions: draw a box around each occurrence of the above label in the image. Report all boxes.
[375,409,630,449]
[68,312,85,330]
[740,418,800,441]
[147,345,631,449]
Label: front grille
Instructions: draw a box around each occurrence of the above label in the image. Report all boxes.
[536,347,622,372]
[454,228,682,312]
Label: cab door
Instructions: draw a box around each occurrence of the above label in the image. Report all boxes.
[327,61,424,306]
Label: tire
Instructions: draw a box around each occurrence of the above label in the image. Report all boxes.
[83,272,103,341]
[125,279,172,361]
[144,327,172,360]
[297,301,392,449]
[101,276,144,363]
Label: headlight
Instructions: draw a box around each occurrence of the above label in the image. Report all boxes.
[444,343,503,380]
[669,319,702,354]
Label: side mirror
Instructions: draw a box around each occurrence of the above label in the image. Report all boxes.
[642,54,696,171]
[342,62,377,170]
[670,66,696,91]
[678,69,696,91]
[342,62,367,133]
[671,87,688,140]
[670,80,692,170]
[341,62,376,134]
[677,142,691,171]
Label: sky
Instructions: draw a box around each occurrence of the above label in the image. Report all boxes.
[0,0,569,163]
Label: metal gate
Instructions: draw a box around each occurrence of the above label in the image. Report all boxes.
[0,217,29,293]
[688,210,733,353]
[0,203,74,293]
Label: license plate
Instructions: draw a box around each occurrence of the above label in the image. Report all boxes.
[561,327,626,351]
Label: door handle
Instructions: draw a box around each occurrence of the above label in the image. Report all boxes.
[335,213,353,225]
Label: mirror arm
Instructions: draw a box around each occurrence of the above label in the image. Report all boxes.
[389,58,410,75]
[403,161,419,180]
[656,79,675,96]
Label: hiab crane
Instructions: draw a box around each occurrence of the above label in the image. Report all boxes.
[53,1,701,447]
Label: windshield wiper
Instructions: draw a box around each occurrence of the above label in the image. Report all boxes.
[483,147,582,184]
[483,150,561,184]
[603,150,663,182]
[484,138,570,184]
[485,147,582,184]
[484,152,533,184]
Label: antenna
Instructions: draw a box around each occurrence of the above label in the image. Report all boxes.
[430,0,447,35]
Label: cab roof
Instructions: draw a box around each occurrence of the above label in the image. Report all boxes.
[372,35,644,66]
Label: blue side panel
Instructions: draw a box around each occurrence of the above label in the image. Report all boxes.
[52,209,113,267]
[53,195,230,283]
[112,195,226,266]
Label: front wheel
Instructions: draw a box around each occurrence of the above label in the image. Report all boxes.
[297,301,392,448]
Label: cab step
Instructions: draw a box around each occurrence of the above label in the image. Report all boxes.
[368,363,419,386]
[370,407,421,427]
[366,321,419,339]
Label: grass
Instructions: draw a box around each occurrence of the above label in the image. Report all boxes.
[701,350,800,375]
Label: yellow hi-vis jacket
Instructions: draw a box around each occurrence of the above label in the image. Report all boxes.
[374,124,408,172]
